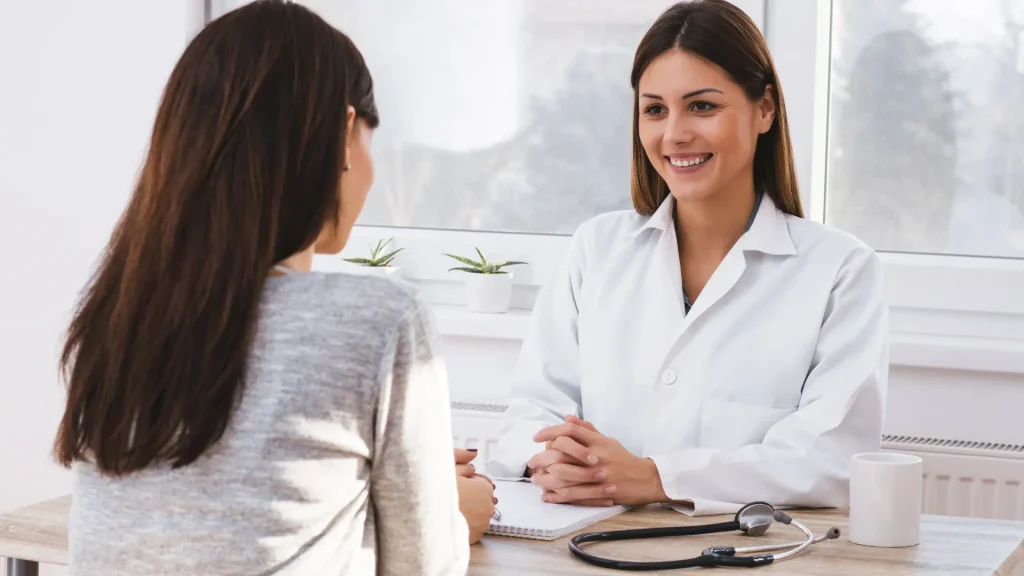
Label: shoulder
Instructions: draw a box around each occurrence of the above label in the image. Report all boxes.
[569,208,648,257]
[785,215,878,264]
[784,216,883,289]
[263,271,424,336]
[575,208,648,240]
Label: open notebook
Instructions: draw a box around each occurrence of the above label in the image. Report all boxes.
[486,480,628,541]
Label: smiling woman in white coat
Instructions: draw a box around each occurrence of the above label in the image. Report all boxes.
[486,0,888,515]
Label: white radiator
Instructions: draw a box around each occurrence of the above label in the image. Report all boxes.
[451,402,507,463]
[881,434,1024,521]
[451,403,1024,521]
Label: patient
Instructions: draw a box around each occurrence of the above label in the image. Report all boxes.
[55,2,490,574]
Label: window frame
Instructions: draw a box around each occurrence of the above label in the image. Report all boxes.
[768,0,1024,375]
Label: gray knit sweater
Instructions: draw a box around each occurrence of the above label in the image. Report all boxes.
[69,272,469,575]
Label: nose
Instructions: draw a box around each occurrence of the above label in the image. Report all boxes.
[663,110,695,147]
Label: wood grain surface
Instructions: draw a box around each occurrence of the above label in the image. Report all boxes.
[2,496,1022,575]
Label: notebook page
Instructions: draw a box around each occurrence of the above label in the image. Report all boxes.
[487,480,628,540]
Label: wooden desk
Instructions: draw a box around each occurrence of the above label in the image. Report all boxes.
[0,496,68,576]
[472,506,1024,575]
[2,496,1023,575]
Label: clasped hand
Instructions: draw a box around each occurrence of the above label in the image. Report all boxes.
[528,416,668,507]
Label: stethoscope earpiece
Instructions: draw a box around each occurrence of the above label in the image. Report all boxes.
[568,501,838,571]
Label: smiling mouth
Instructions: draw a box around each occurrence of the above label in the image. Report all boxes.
[667,153,713,168]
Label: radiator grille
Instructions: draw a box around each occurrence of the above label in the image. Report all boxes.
[450,401,509,414]
[882,434,1024,459]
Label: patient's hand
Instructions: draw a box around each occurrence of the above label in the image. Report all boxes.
[455,448,479,478]
[454,448,497,544]
[457,475,496,544]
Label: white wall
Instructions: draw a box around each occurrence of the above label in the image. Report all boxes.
[0,1,194,573]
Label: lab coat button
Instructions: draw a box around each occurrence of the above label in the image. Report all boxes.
[661,370,678,385]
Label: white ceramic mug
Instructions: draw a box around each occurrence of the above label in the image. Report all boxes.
[849,452,923,547]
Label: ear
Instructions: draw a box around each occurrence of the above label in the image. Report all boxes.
[343,105,357,170]
[757,85,777,135]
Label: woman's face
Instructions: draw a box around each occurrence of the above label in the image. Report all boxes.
[316,109,374,254]
[637,48,774,203]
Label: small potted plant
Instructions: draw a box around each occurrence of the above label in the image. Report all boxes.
[444,248,526,313]
[343,238,404,278]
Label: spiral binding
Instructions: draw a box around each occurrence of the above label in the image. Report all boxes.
[489,523,549,540]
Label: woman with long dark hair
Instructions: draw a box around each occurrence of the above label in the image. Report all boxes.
[56,2,489,573]
[488,0,888,515]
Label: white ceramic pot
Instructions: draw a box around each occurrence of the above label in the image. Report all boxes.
[465,273,512,313]
[361,266,402,279]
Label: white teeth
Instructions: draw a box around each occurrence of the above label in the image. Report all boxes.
[670,155,710,167]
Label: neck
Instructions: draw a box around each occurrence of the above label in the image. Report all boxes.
[273,247,315,275]
[673,173,757,257]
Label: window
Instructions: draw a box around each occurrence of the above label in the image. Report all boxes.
[826,0,1024,259]
[215,0,763,235]
[207,0,1024,372]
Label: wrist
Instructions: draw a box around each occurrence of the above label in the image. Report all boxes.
[640,457,669,504]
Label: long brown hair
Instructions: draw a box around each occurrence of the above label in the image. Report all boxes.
[55,0,379,475]
[629,0,803,218]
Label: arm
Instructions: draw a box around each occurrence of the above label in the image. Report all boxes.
[649,247,888,512]
[372,298,470,576]
[485,233,588,479]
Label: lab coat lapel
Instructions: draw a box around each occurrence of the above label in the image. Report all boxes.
[682,193,795,323]
[632,198,688,382]
[682,247,746,325]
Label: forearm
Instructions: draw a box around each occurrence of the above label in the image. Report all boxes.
[374,302,470,574]
[649,442,854,509]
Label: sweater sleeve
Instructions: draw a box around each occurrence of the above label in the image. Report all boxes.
[372,298,470,576]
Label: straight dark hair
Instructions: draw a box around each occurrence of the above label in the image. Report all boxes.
[629,0,803,218]
[55,0,379,475]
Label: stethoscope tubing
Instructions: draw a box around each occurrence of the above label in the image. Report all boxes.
[731,526,838,555]
[569,520,779,570]
[568,516,839,570]
[570,520,740,544]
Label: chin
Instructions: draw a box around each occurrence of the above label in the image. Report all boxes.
[665,179,718,203]
[658,160,721,202]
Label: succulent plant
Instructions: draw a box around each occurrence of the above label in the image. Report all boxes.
[444,248,526,274]
[343,238,403,267]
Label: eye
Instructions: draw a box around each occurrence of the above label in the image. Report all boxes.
[690,100,718,113]
[643,103,666,116]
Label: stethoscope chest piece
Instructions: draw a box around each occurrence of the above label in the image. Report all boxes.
[568,501,840,571]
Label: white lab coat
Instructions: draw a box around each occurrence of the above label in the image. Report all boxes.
[485,194,889,515]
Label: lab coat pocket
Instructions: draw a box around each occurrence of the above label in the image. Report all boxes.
[698,398,795,452]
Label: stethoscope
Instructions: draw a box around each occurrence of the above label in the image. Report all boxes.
[568,502,840,570]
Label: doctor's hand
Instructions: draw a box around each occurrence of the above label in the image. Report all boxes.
[530,416,669,507]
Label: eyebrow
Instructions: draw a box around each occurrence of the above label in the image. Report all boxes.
[640,88,725,100]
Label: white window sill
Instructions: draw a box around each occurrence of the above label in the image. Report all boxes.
[431,303,531,340]
[317,245,1024,375]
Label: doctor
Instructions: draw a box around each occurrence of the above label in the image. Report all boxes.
[486,0,888,515]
